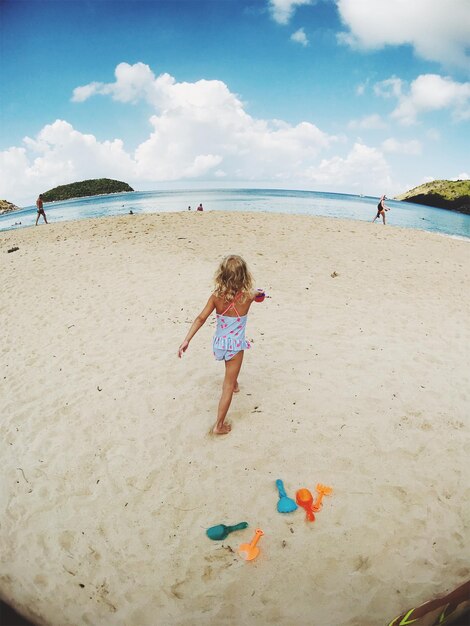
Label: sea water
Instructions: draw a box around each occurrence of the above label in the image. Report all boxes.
[1,188,469,240]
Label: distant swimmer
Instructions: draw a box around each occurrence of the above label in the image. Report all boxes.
[372,195,390,225]
[35,194,48,226]
[197,203,204,211]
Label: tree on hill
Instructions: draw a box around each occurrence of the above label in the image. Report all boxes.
[395,179,470,215]
[0,199,21,215]
[42,178,134,202]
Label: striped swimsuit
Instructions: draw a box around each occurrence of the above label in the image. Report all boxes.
[213,295,251,361]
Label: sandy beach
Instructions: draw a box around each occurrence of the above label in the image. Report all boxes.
[1,211,469,626]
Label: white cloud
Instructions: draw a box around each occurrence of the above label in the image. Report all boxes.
[426,128,441,141]
[268,0,313,25]
[75,63,338,182]
[72,62,157,104]
[348,113,387,130]
[73,63,253,125]
[373,77,403,100]
[291,28,309,46]
[2,63,344,203]
[0,120,134,203]
[355,82,366,96]
[304,142,392,191]
[71,82,104,103]
[0,147,30,200]
[454,172,469,180]
[336,0,470,71]
[134,112,335,182]
[389,74,470,125]
[381,138,422,155]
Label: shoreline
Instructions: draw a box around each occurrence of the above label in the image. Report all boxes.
[1,188,470,242]
[1,207,469,242]
[1,212,469,626]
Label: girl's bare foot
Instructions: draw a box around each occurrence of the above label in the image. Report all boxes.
[234,382,240,393]
[212,422,232,435]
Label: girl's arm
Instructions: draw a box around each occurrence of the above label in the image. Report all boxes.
[178,295,216,358]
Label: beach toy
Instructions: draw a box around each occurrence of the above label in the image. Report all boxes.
[275,479,298,513]
[296,488,316,522]
[238,529,264,561]
[312,483,333,511]
[254,289,265,302]
[206,522,248,541]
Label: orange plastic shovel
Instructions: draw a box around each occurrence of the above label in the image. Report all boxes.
[238,529,264,561]
[296,488,316,522]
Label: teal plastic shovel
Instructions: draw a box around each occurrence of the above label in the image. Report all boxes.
[206,522,248,540]
[276,479,298,513]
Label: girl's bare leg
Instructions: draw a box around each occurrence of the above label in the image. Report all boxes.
[213,351,244,434]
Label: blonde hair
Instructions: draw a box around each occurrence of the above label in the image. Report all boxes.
[214,255,253,303]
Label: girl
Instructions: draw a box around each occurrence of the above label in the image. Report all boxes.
[178,255,264,435]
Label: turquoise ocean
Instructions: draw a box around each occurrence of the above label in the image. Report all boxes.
[1,188,469,240]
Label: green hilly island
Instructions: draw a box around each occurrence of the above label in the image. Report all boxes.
[0,199,21,215]
[42,178,134,202]
[395,179,470,215]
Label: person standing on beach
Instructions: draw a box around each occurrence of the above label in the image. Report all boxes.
[178,255,265,435]
[35,194,48,225]
[373,195,390,224]
[197,203,204,211]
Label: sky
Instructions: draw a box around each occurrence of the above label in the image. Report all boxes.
[1,0,469,206]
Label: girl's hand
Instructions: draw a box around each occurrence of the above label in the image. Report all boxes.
[254,288,265,302]
[178,340,189,358]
